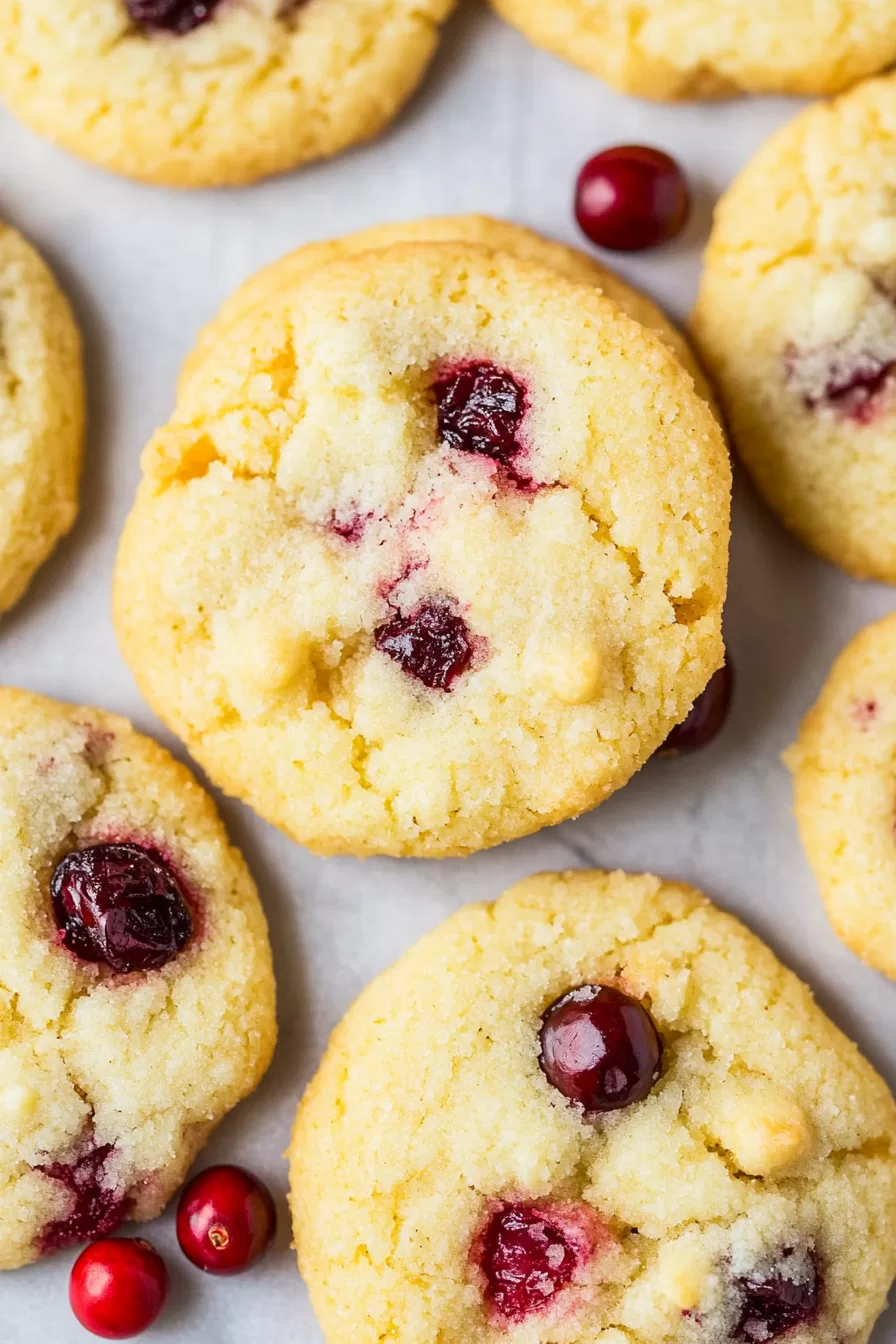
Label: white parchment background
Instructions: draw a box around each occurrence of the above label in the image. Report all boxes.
[2,8,896,1339]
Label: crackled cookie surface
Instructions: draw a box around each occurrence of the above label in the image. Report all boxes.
[115,243,730,858]
[0,0,453,187]
[693,75,896,583]
[0,221,83,617]
[786,612,896,979]
[0,688,276,1269]
[290,869,896,1344]
[489,0,896,100]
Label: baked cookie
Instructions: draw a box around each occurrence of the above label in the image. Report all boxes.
[0,220,84,618]
[693,75,896,583]
[488,0,896,100]
[290,869,896,1344]
[786,612,896,979]
[182,215,713,405]
[114,243,730,858]
[0,0,454,188]
[0,687,276,1269]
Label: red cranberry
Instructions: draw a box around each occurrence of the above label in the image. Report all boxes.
[660,661,734,755]
[375,598,476,691]
[433,362,534,486]
[575,146,690,252]
[787,344,896,424]
[51,843,193,974]
[539,984,662,1112]
[480,1203,577,1323]
[37,1144,128,1253]
[735,1250,821,1341]
[126,0,221,33]
[176,1165,276,1275]
[69,1238,167,1340]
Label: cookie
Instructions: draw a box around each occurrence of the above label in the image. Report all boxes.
[182,215,713,405]
[290,869,896,1344]
[488,0,896,100]
[0,687,276,1269]
[114,242,730,858]
[692,75,896,583]
[786,612,896,979]
[0,0,454,188]
[0,220,84,618]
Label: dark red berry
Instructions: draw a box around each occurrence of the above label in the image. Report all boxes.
[661,661,734,755]
[539,984,662,1112]
[735,1250,821,1342]
[433,362,534,486]
[786,343,896,425]
[51,843,193,974]
[176,1165,276,1275]
[126,0,221,33]
[575,145,690,252]
[37,1144,128,1254]
[375,598,476,691]
[69,1238,167,1340]
[480,1204,577,1322]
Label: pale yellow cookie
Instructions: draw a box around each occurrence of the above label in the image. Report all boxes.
[0,687,276,1268]
[290,869,896,1344]
[0,0,454,188]
[114,242,730,858]
[0,220,84,617]
[786,611,896,979]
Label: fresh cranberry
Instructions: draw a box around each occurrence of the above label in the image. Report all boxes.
[375,598,476,691]
[735,1250,821,1341]
[37,1144,128,1253]
[51,843,193,974]
[126,0,221,33]
[70,1238,168,1340]
[660,661,734,755]
[433,362,532,484]
[575,146,690,252]
[788,345,896,424]
[176,1165,276,1275]
[539,984,662,1112]
[480,1203,578,1323]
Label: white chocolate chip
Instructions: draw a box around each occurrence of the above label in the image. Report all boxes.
[856,217,896,267]
[0,1083,38,1120]
[657,1241,713,1310]
[707,1080,812,1177]
[809,270,874,341]
[544,645,602,704]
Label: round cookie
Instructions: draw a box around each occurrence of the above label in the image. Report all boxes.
[693,75,896,583]
[488,0,896,100]
[182,216,714,405]
[786,611,896,979]
[114,242,730,858]
[0,687,276,1269]
[0,0,454,188]
[290,869,896,1344]
[0,220,84,618]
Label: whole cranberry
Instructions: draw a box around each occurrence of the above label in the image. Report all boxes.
[575,145,690,252]
[660,660,734,754]
[539,984,662,1111]
[69,1238,168,1339]
[177,1165,276,1274]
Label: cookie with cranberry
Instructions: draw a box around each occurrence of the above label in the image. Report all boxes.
[692,75,896,583]
[114,243,730,858]
[489,0,896,99]
[786,611,896,978]
[0,688,276,1269]
[290,869,896,1344]
[0,220,84,618]
[0,0,453,188]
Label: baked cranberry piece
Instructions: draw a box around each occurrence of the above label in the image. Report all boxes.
[539,984,662,1112]
[735,1250,821,1342]
[70,1237,168,1339]
[433,362,529,477]
[375,598,475,691]
[480,1203,577,1323]
[51,843,193,974]
[660,661,734,754]
[37,1144,128,1253]
[126,0,221,35]
[810,354,896,424]
[575,146,690,252]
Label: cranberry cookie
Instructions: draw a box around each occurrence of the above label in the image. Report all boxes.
[114,243,730,857]
[0,0,454,187]
[0,220,84,618]
[290,869,896,1344]
[693,74,896,583]
[0,688,276,1269]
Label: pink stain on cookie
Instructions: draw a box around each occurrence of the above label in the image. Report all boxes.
[78,723,116,767]
[432,361,546,492]
[328,509,375,544]
[851,698,878,729]
[36,1142,129,1254]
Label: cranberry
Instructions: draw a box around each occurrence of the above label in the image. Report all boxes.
[539,984,662,1112]
[51,843,193,974]
[660,661,734,755]
[176,1165,276,1275]
[575,146,690,252]
[37,1144,128,1253]
[375,598,476,691]
[480,1203,577,1323]
[735,1250,821,1342]
[126,0,221,33]
[70,1238,168,1340]
[433,362,532,484]
[794,349,896,424]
